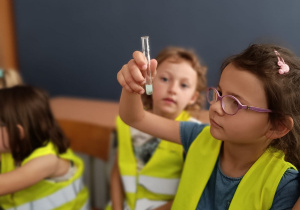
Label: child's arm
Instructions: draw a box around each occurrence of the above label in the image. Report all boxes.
[0,154,61,195]
[118,51,181,144]
[293,198,300,210]
[110,152,124,210]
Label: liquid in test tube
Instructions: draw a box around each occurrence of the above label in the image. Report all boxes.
[141,36,153,95]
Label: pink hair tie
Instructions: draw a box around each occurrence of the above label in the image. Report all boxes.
[274,50,290,74]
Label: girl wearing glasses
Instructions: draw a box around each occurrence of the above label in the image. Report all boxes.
[117,44,300,209]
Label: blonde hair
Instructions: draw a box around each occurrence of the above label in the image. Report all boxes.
[0,68,23,88]
[142,46,207,111]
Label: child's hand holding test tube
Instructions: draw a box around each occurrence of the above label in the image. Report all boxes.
[141,36,153,95]
[117,36,157,95]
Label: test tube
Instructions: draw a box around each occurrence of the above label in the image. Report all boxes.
[141,36,153,95]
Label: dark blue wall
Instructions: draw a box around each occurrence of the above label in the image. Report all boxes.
[13,0,300,102]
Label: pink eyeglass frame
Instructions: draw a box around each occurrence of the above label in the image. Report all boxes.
[207,87,273,115]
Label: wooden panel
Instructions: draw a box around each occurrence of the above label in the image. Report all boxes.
[57,119,112,161]
[0,0,18,69]
[50,97,119,129]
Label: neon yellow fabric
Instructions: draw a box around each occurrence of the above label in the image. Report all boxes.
[172,126,296,210]
[110,111,191,210]
[0,141,89,210]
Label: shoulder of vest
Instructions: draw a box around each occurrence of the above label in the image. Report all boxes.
[230,148,296,209]
[22,141,58,165]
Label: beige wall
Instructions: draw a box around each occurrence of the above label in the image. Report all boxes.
[0,0,18,70]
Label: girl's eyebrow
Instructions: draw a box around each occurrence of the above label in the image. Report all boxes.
[217,85,248,103]
[180,76,191,81]
[157,71,170,76]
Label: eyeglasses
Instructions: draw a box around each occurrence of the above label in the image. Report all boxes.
[206,87,272,115]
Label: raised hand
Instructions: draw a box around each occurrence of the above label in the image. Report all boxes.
[117,51,157,94]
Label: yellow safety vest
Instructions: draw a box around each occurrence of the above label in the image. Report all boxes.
[0,141,90,210]
[107,111,192,210]
[172,126,296,210]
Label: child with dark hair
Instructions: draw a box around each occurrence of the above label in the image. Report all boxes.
[117,44,300,209]
[0,85,89,210]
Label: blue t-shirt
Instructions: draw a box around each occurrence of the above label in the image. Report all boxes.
[180,121,300,210]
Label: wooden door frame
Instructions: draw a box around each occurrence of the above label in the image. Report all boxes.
[0,0,18,70]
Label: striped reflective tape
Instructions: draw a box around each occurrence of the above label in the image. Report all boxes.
[139,175,179,195]
[121,175,180,195]
[7,177,87,210]
[121,176,137,193]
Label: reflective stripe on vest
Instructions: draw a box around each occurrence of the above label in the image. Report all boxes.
[122,175,180,195]
[6,177,86,210]
[122,176,137,193]
[139,175,180,195]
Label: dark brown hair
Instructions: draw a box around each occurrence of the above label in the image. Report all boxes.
[142,46,207,111]
[0,85,69,162]
[221,44,300,169]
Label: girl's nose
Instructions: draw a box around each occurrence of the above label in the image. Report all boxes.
[210,100,225,116]
[167,82,178,94]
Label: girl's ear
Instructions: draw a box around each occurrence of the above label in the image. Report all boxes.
[188,91,199,105]
[266,116,294,140]
[17,124,25,139]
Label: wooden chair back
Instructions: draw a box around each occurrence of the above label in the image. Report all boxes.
[57,119,112,161]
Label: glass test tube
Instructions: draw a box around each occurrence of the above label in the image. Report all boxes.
[141,36,153,95]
